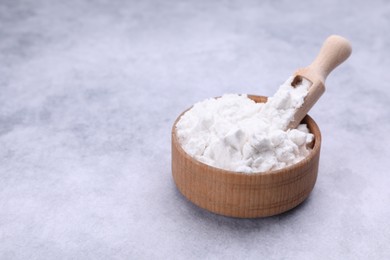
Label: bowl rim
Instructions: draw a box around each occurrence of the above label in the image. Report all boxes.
[172,94,322,177]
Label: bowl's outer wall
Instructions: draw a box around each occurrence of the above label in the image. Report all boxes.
[171,95,321,218]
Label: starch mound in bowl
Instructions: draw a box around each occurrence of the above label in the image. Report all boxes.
[176,77,313,173]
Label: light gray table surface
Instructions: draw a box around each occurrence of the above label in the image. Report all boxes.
[1,0,389,259]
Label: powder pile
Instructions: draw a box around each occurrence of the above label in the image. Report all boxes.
[176,77,314,173]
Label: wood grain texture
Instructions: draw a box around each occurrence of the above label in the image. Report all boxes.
[288,35,352,130]
[172,95,322,218]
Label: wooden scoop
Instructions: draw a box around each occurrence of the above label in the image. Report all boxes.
[288,35,352,129]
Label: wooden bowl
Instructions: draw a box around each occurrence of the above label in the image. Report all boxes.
[171,95,321,218]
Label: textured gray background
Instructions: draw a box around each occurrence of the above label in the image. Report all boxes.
[1,0,389,259]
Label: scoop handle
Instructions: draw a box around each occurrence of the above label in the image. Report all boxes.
[298,35,352,84]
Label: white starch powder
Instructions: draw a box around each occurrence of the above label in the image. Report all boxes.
[176,77,314,173]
